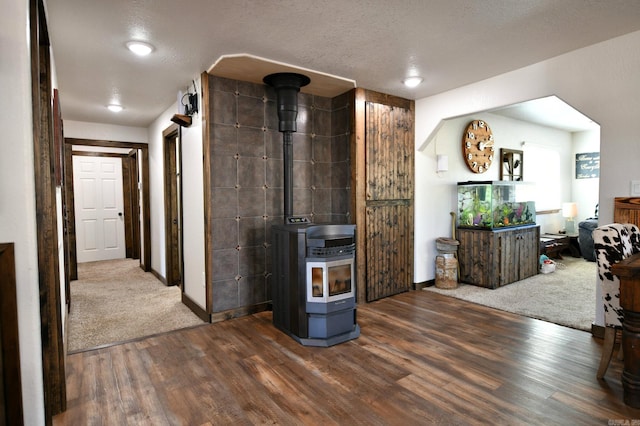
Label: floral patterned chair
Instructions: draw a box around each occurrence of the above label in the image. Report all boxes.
[593,223,640,379]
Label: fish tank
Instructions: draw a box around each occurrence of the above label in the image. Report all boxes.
[457,181,536,229]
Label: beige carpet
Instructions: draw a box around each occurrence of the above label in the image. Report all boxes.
[68,258,206,352]
[424,256,596,331]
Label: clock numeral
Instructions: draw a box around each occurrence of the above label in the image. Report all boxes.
[467,153,473,160]
[472,162,478,169]
[467,132,475,140]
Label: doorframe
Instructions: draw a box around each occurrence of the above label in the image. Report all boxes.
[64,138,151,272]
[163,124,183,287]
[30,0,66,421]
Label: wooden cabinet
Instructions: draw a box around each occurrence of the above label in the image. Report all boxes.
[457,225,540,289]
[350,88,415,302]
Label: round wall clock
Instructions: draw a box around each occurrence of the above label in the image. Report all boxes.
[462,120,495,174]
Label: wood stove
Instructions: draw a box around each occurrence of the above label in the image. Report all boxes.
[272,221,360,346]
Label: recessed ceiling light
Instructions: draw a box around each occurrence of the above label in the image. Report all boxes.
[126,41,154,56]
[403,76,423,88]
[107,104,123,112]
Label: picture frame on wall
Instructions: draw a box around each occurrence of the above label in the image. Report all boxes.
[500,148,523,181]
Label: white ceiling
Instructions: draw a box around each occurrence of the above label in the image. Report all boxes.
[46,0,640,129]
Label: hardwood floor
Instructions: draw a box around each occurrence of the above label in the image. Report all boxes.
[54,290,640,425]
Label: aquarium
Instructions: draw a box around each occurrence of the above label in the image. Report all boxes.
[457,181,536,229]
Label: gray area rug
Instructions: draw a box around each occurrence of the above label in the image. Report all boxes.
[424,256,596,331]
[68,258,205,352]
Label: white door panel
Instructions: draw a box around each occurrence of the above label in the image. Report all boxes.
[74,156,126,263]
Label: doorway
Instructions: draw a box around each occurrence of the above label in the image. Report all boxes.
[64,138,151,275]
[163,125,183,287]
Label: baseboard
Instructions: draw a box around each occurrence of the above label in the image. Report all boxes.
[150,268,167,285]
[182,293,210,322]
[591,323,604,339]
[413,279,435,290]
[210,302,271,323]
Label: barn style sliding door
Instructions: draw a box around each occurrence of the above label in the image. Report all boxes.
[351,89,415,302]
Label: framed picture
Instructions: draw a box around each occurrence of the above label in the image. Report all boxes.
[500,148,523,181]
[575,152,599,179]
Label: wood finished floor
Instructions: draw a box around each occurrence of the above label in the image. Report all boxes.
[54,290,640,425]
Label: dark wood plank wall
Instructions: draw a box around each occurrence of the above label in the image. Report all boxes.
[356,92,414,302]
[0,243,24,425]
[614,197,640,227]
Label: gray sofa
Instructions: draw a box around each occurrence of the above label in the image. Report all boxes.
[578,204,598,262]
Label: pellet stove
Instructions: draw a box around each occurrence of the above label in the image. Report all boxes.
[264,72,359,346]
[272,221,360,346]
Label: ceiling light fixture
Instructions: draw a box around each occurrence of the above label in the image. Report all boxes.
[403,76,423,88]
[107,104,123,112]
[126,41,154,56]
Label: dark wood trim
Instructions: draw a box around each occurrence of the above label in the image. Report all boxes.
[65,138,147,150]
[181,293,210,322]
[0,243,24,425]
[202,72,213,314]
[63,142,77,281]
[350,88,366,304]
[209,302,271,323]
[141,148,151,271]
[592,323,605,339]
[30,0,66,421]
[127,150,141,260]
[122,157,134,258]
[163,125,181,287]
[150,268,167,285]
[71,151,129,158]
[413,279,434,290]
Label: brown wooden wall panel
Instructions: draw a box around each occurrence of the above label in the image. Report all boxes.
[614,197,640,227]
[365,203,412,301]
[351,89,414,304]
[365,102,413,201]
[0,243,24,425]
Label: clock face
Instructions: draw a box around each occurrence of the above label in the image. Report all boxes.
[462,119,494,174]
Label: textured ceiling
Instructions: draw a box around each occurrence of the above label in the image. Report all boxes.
[46,0,640,128]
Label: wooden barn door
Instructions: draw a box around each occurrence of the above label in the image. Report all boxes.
[352,89,414,302]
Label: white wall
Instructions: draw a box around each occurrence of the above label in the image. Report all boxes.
[64,120,148,143]
[0,0,45,424]
[147,76,206,309]
[572,130,601,220]
[415,29,640,285]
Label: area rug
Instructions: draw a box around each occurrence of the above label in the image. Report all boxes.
[68,258,206,352]
[424,256,596,331]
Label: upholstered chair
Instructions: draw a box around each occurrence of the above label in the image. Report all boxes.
[593,223,640,379]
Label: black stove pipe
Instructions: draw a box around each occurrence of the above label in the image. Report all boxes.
[263,73,311,220]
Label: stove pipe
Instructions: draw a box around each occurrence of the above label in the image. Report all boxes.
[263,72,311,220]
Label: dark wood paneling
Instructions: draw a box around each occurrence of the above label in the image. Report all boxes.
[53,290,640,424]
[365,203,413,301]
[30,0,66,421]
[0,243,24,425]
[458,225,539,288]
[352,89,414,302]
[614,197,640,227]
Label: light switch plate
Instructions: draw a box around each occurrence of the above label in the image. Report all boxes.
[631,181,640,196]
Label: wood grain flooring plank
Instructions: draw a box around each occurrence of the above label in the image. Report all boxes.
[54,289,640,425]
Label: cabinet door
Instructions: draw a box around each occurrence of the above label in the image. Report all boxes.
[497,229,519,286]
[516,226,540,280]
[457,228,496,288]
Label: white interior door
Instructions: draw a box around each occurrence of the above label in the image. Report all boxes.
[73,156,126,263]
